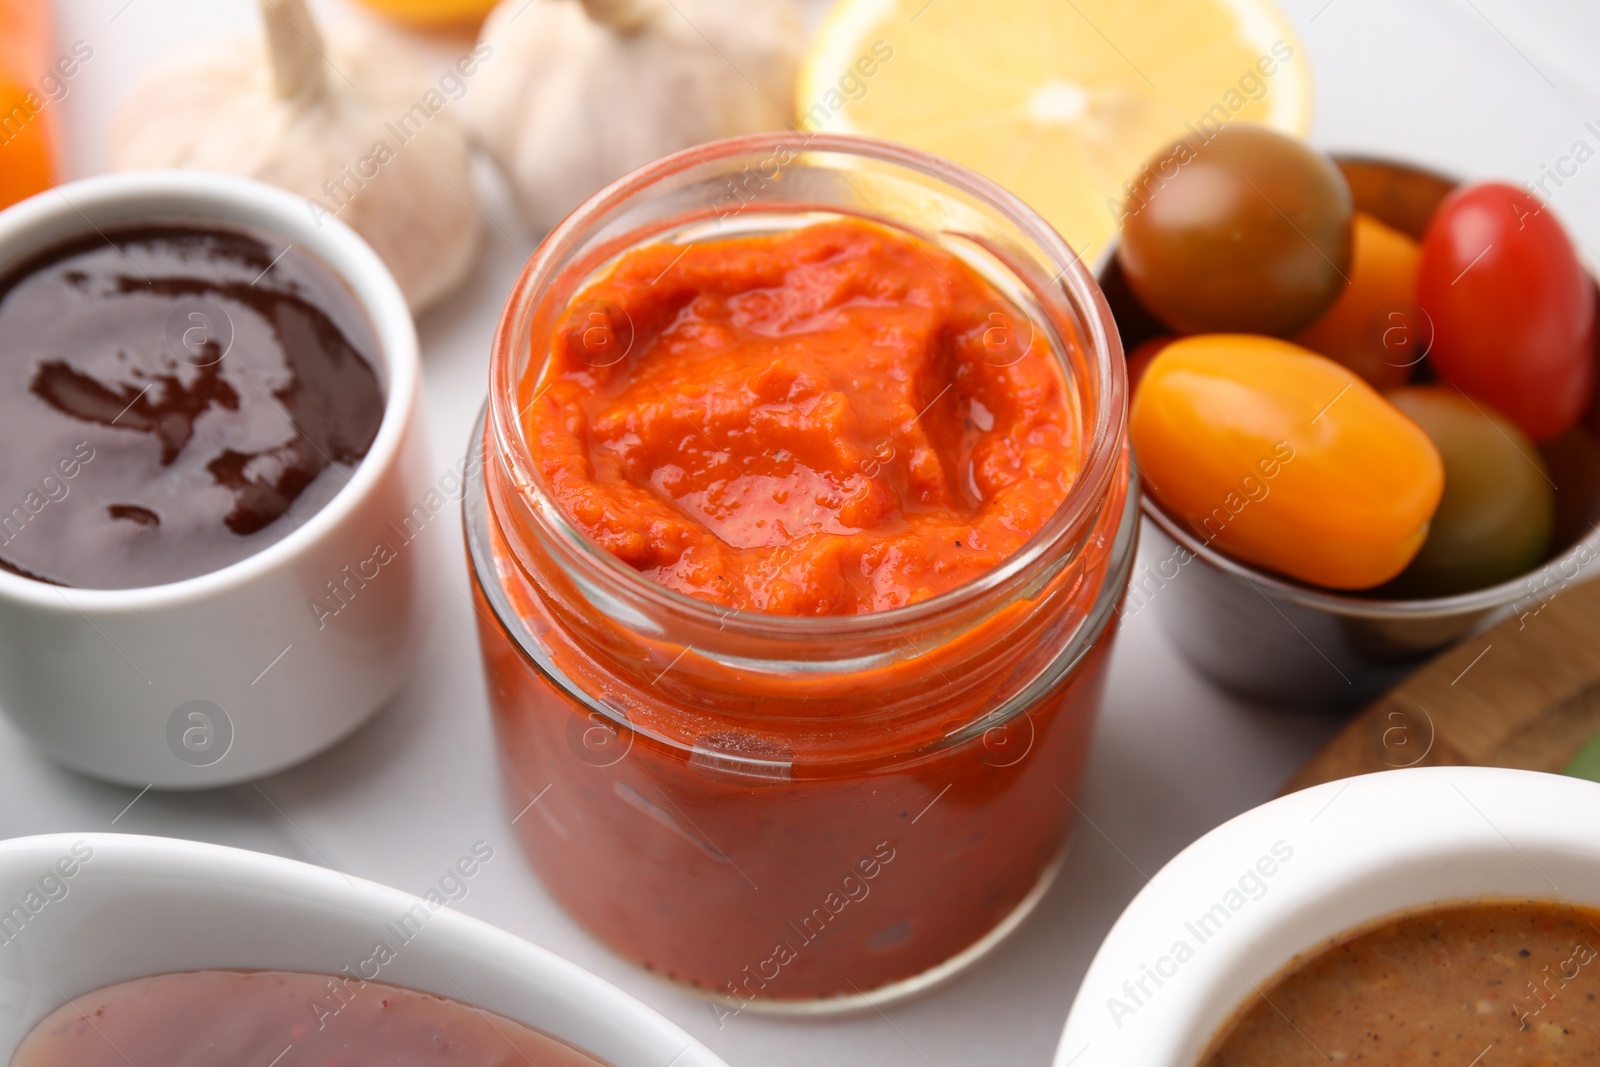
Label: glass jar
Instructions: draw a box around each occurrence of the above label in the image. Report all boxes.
[465,133,1136,1011]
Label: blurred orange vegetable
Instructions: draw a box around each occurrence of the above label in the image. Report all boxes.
[0,0,55,210]
[1132,334,1444,589]
[349,0,498,27]
[1292,211,1420,390]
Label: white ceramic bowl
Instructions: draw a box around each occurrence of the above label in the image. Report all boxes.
[1056,766,1600,1066]
[0,833,727,1067]
[0,172,430,788]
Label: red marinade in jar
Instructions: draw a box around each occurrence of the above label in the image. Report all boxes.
[467,134,1132,1008]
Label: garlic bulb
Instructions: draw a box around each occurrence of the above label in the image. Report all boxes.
[111,0,483,314]
[470,0,801,233]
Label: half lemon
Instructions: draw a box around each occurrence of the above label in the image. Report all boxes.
[797,0,1313,260]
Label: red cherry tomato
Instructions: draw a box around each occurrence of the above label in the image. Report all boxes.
[1417,182,1596,441]
[1125,336,1174,397]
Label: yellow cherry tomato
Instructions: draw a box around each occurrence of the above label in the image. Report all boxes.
[1132,335,1444,589]
[349,0,497,27]
[1292,212,1421,391]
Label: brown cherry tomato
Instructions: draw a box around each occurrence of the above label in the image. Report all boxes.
[1117,124,1354,336]
[1385,387,1554,597]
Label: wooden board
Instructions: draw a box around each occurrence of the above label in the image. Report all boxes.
[1284,574,1600,792]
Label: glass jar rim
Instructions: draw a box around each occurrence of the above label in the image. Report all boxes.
[487,131,1128,639]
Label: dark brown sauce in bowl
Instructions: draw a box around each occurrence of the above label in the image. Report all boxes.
[1201,900,1600,1066]
[10,970,609,1066]
[0,224,385,589]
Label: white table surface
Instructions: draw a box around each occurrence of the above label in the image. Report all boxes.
[6,1,1599,1063]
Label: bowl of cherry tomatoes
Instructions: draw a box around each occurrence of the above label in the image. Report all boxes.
[1100,126,1600,709]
